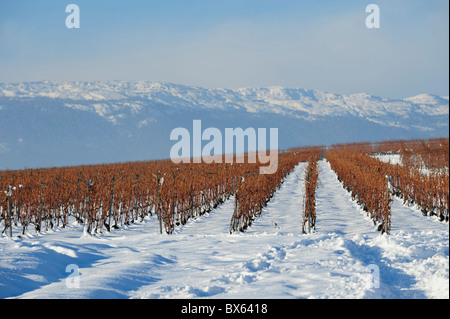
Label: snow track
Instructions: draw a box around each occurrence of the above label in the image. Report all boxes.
[1,161,448,299]
[315,160,377,236]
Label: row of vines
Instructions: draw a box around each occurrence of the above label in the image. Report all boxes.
[302,155,320,234]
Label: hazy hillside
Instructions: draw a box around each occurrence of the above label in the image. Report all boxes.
[1,81,448,170]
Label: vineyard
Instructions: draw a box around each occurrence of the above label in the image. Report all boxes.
[1,138,448,299]
[0,158,241,236]
[0,138,448,238]
[0,149,318,237]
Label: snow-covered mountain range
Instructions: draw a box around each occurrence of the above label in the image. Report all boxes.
[0,81,448,170]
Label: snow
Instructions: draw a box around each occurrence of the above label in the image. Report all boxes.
[0,161,448,299]
[374,153,449,176]
[373,154,403,166]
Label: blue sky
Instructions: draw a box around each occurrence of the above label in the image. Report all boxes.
[0,0,448,98]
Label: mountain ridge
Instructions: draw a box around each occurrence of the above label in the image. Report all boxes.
[1,80,448,121]
[1,80,447,103]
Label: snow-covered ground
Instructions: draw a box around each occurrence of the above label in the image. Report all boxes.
[374,153,449,176]
[1,161,448,299]
[373,154,403,166]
